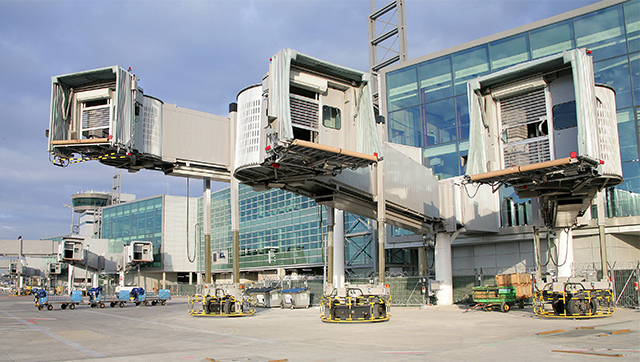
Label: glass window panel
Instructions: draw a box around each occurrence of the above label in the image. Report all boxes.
[625,0,640,53]
[422,98,456,146]
[418,56,453,103]
[455,95,469,140]
[620,160,640,193]
[574,5,627,61]
[489,33,530,72]
[594,55,633,109]
[630,52,640,107]
[452,45,490,95]
[529,20,575,59]
[388,106,422,147]
[387,66,418,111]
[617,109,638,162]
[423,142,459,179]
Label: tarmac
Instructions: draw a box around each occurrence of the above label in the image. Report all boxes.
[0,293,638,362]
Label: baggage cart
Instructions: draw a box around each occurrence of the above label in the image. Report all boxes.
[143,289,171,306]
[35,289,83,310]
[470,286,520,312]
[279,287,310,309]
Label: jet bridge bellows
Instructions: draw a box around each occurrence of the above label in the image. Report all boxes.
[464,48,622,228]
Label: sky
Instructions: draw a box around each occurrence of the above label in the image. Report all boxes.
[0,0,602,240]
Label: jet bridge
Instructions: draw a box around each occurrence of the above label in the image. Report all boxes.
[464,48,622,228]
[47,66,231,181]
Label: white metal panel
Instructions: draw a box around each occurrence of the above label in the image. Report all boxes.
[235,85,263,171]
[161,104,231,170]
[162,195,198,272]
[594,85,622,178]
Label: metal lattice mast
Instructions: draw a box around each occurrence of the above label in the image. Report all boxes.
[369,0,407,73]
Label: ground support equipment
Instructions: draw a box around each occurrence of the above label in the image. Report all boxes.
[533,281,614,318]
[144,289,171,306]
[34,289,83,310]
[320,285,390,323]
[470,286,522,312]
[279,287,310,309]
[188,288,255,317]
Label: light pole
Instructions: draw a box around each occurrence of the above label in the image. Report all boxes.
[62,204,75,235]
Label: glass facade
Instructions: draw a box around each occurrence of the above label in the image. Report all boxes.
[102,196,163,267]
[203,185,327,272]
[386,0,640,224]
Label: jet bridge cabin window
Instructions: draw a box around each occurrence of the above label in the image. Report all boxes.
[322,105,341,130]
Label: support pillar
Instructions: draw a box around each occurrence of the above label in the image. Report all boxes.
[596,191,608,280]
[333,209,345,288]
[118,270,124,288]
[162,272,166,289]
[435,233,453,305]
[532,227,543,283]
[231,178,240,285]
[137,265,141,287]
[326,207,335,291]
[203,179,212,284]
[418,244,426,277]
[68,265,74,293]
[376,159,386,284]
[229,102,240,286]
[556,228,574,279]
[189,272,193,285]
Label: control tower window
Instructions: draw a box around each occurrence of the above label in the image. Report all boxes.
[323,105,341,130]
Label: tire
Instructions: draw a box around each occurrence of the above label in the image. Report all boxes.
[501,302,510,313]
[38,306,43,311]
[119,302,125,308]
[135,302,140,306]
[61,304,67,310]
[100,303,105,309]
[69,303,75,310]
[152,301,157,306]
[110,302,116,308]
[161,300,166,306]
[144,301,149,307]
[47,304,53,311]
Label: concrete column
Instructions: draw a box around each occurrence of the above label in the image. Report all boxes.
[532,227,543,283]
[333,209,345,288]
[231,178,240,285]
[68,265,74,293]
[435,233,453,305]
[376,160,386,284]
[162,272,166,289]
[92,272,99,288]
[556,228,574,279]
[596,191,608,280]
[418,244,426,277]
[189,272,193,285]
[203,179,212,284]
[326,207,335,291]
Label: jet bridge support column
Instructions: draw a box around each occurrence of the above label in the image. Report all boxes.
[376,160,386,284]
[326,207,335,290]
[435,233,453,305]
[204,179,212,284]
[333,209,345,288]
[556,228,574,279]
[231,177,240,285]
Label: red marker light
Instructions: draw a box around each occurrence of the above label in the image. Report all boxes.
[570,151,577,158]
[271,163,280,169]
[586,50,592,55]
[599,159,605,164]
[265,145,271,151]
[127,152,132,156]
[108,135,113,140]
[374,152,379,158]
